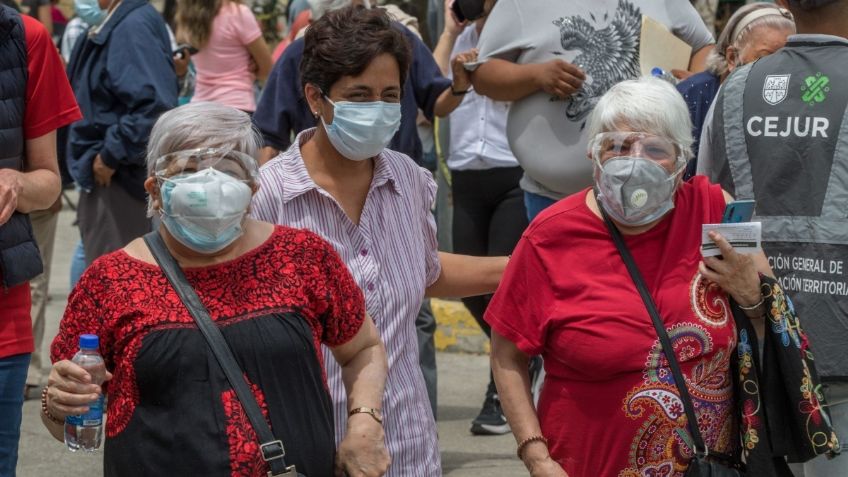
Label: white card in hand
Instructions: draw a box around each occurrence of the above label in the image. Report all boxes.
[701,222,762,257]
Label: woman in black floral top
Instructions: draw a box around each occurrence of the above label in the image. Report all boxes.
[40,102,391,477]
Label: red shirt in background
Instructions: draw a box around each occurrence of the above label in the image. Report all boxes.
[0,14,81,359]
[485,177,737,477]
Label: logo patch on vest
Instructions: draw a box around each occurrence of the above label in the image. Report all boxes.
[763,74,791,105]
[801,73,830,106]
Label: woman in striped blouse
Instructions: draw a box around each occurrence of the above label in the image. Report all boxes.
[251,6,508,475]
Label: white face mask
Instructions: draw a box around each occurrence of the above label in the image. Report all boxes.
[321,97,402,161]
[159,169,253,253]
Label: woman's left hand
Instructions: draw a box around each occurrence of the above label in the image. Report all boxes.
[334,415,390,477]
[699,231,762,308]
[450,49,478,93]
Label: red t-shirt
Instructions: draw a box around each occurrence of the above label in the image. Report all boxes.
[485,177,737,477]
[21,14,82,140]
[0,15,81,359]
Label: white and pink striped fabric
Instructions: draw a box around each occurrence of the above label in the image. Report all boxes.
[251,129,442,476]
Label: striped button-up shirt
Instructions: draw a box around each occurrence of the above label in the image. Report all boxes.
[251,129,442,475]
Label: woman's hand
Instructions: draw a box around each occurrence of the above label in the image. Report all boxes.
[531,59,585,99]
[444,0,467,37]
[699,231,762,308]
[524,450,568,477]
[46,360,112,419]
[334,415,390,477]
[451,49,478,92]
[173,54,190,78]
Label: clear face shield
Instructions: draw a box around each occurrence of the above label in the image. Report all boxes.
[153,147,259,183]
[152,147,258,254]
[589,132,687,171]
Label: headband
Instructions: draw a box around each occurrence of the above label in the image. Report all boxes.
[731,7,793,45]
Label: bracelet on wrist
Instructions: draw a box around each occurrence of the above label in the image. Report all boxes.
[348,406,383,424]
[451,85,470,96]
[737,296,765,311]
[41,386,64,425]
[516,434,548,460]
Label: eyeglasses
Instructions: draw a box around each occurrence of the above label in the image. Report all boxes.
[153,148,258,181]
[589,132,685,165]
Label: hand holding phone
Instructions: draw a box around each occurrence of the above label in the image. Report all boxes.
[173,44,199,60]
[450,0,486,23]
[721,199,755,223]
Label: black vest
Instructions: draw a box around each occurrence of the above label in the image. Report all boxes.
[717,37,848,379]
[0,5,43,289]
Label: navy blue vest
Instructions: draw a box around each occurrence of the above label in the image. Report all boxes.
[0,5,43,289]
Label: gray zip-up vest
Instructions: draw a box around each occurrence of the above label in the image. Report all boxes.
[719,35,848,380]
[0,5,43,290]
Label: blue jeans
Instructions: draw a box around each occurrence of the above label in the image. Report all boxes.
[524,191,558,222]
[0,353,31,477]
[70,240,86,289]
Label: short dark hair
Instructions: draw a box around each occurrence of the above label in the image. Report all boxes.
[300,6,412,95]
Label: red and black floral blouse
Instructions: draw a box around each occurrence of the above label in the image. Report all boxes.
[51,225,365,477]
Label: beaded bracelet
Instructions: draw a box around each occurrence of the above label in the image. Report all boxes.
[516,435,548,460]
[41,386,64,425]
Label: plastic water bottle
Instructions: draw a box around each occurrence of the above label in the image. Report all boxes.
[651,67,679,85]
[64,334,106,452]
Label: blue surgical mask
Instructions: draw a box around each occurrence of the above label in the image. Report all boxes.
[74,0,106,26]
[321,97,402,161]
[159,169,253,253]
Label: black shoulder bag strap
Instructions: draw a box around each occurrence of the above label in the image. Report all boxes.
[598,208,736,464]
[143,232,300,477]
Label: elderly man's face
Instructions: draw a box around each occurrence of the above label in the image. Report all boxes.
[727,25,793,72]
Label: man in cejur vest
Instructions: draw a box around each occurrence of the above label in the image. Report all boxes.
[700,1,848,474]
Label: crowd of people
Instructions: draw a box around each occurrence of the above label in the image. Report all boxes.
[1,0,847,476]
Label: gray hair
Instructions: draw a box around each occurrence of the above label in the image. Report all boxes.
[308,0,371,20]
[587,76,694,161]
[705,3,795,77]
[145,102,262,215]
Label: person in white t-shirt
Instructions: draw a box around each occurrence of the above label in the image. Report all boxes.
[469,0,715,220]
[433,0,529,437]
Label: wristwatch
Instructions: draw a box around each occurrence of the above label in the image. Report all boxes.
[348,407,383,424]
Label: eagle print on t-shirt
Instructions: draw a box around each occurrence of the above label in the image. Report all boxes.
[552,0,642,124]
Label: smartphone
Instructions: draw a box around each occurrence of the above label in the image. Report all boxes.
[721,199,755,223]
[450,0,485,23]
[173,44,199,60]
[450,0,467,23]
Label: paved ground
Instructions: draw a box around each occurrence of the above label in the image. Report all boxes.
[16,196,524,476]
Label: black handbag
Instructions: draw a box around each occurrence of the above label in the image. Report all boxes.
[144,231,305,477]
[599,207,745,477]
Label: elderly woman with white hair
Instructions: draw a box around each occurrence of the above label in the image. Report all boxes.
[676,2,795,178]
[41,102,391,477]
[485,78,779,476]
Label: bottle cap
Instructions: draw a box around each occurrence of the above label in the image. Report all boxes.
[79,334,99,350]
[651,67,664,77]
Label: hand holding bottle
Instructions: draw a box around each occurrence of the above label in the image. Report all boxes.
[46,360,111,420]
